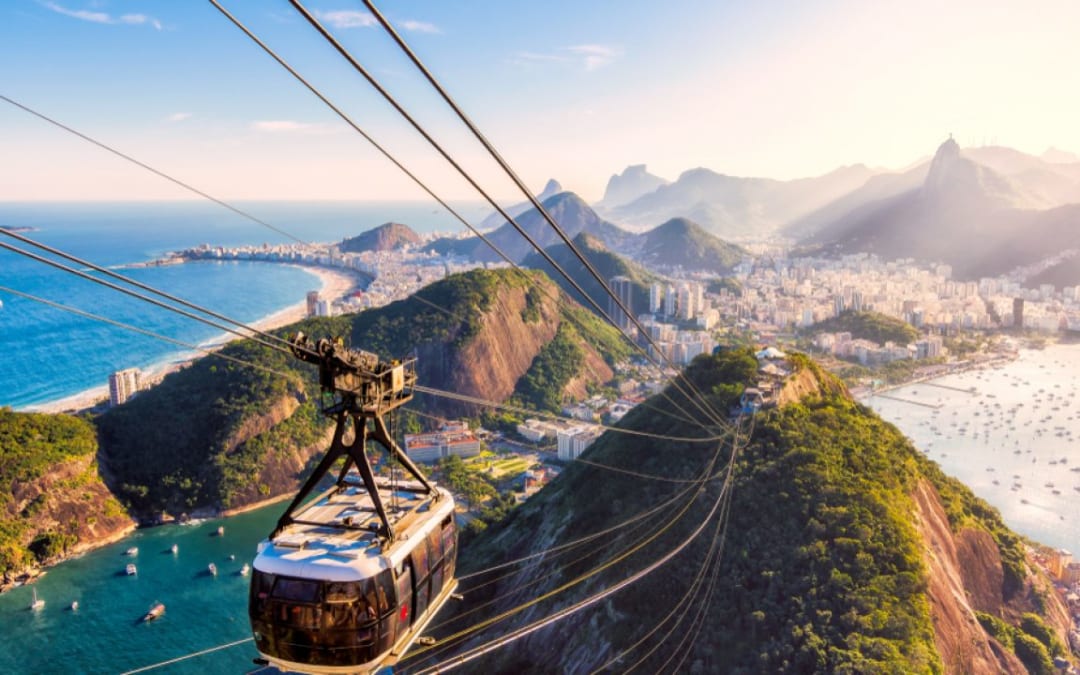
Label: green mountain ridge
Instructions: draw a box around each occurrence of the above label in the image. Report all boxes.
[448,350,1073,673]
[638,216,746,272]
[94,268,628,518]
[340,222,421,253]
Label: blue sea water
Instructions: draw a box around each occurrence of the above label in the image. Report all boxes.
[0,201,481,409]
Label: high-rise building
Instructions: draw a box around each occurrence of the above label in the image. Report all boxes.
[306,291,321,317]
[663,284,677,317]
[108,368,141,407]
[1013,297,1025,330]
[649,283,664,314]
[608,276,634,330]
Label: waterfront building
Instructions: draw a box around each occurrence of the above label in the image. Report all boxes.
[306,291,320,317]
[108,368,141,407]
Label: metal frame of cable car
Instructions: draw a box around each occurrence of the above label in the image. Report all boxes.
[272,333,437,543]
[249,334,457,675]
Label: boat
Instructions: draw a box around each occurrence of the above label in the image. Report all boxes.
[240,563,250,576]
[171,544,178,554]
[142,602,165,622]
[126,563,137,576]
[125,547,138,556]
[216,526,225,537]
[208,562,217,576]
[29,587,44,611]
[70,600,79,611]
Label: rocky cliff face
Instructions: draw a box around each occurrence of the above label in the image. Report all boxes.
[415,274,614,416]
[444,351,1075,673]
[3,452,134,586]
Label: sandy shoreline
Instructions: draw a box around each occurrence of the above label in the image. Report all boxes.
[23,263,363,415]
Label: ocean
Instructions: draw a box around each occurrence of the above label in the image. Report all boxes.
[0,201,483,410]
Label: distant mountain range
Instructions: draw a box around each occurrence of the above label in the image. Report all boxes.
[598,164,669,209]
[796,138,1080,280]
[636,217,746,271]
[598,164,877,238]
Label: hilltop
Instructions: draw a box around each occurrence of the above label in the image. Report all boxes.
[637,217,746,272]
[806,310,920,345]
[339,222,421,253]
[447,350,1073,673]
[94,268,629,518]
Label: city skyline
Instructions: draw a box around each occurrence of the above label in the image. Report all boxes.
[3,0,1080,202]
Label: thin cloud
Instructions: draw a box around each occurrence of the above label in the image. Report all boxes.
[250,120,340,135]
[511,44,620,71]
[165,112,192,123]
[42,2,162,30]
[314,9,376,28]
[400,19,440,34]
[313,9,439,33]
[565,45,619,71]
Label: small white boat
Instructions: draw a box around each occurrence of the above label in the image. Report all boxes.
[142,602,165,622]
[126,563,137,576]
[170,544,178,554]
[208,562,217,576]
[29,587,44,611]
[125,547,139,557]
[216,526,224,536]
[240,563,250,576]
[70,600,79,611]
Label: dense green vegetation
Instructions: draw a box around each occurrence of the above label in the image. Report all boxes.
[808,310,920,345]
[457,349,1061,673]
[96,336,313,514]
[512,324,584,411]
[0,410,115,574]
[976,612,1060,674]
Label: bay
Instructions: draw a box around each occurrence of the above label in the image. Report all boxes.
[0,201,482,409]
[864,343,1080,555]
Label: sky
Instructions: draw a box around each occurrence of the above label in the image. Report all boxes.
[2,0,1079,202]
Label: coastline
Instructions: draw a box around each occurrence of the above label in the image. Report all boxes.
[21,263,362,415]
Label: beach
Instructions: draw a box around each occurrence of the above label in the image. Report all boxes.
[23,264,362,415]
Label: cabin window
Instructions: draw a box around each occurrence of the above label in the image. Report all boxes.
[374,570,394,615]
[272,577,320,603]
[427,528,443,562]
[324,581,361,603]
[412,538,430,580]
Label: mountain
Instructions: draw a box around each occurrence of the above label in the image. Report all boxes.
[478,179,564,231]
[800,139,1080,279]
[0,410,134,584]
[599,164,669,209]
[636,217,747,272]
[1042,147,1080,164]
[339,222,421,253]
[95,268,630,517]
[454,191,633,263]
[449,351,1073,673]
[605,164,877,238]
[521,232,657,320]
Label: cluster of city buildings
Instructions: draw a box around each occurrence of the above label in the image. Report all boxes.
[721,253,1080,338]
[1037,548,1080,658]
[813,332,945,365]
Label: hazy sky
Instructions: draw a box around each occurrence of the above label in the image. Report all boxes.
[3,0,1079,202]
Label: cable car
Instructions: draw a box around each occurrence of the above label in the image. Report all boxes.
[250,334,458,674]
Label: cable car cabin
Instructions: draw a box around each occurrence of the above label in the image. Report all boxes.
[250,475,457,674]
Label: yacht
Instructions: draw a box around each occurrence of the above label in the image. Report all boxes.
[126,563,137,576]
[208,562,218,576]
[29,587,44,611]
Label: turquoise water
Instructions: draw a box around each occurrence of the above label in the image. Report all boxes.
[0,506,280,674]
[0,201,481,409]
[865,343,1080,555]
